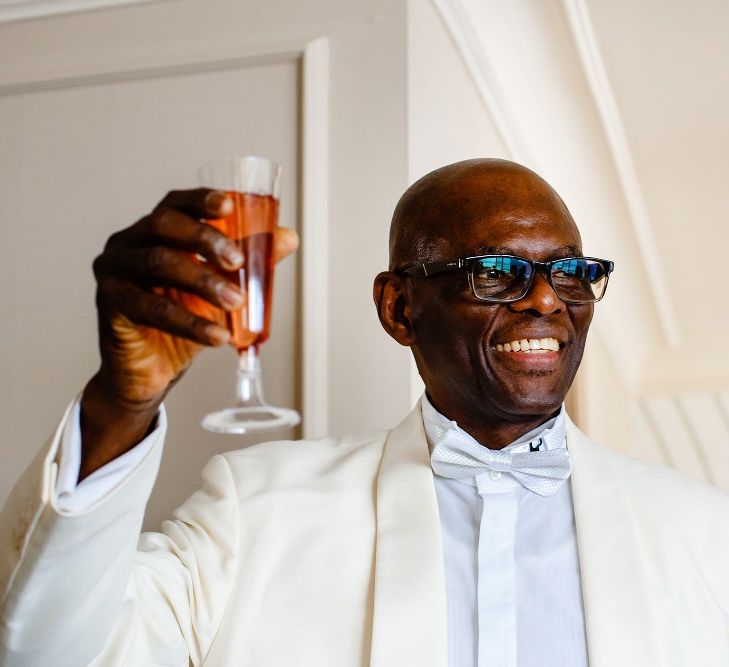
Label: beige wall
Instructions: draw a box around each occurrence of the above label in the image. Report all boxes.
[0,0,412,527]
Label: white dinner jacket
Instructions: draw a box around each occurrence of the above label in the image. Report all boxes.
[1,401,728,666]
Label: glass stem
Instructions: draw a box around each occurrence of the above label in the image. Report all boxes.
[236,347,266,407]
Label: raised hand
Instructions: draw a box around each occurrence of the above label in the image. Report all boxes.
[79,188,298,479]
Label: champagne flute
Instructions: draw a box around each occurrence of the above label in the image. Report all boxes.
[198,156,300,434]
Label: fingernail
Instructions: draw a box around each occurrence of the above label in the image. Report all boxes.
[206,190,233,215]
[207,325,230,346]
[218,284,243,308]
[222,245,243,268]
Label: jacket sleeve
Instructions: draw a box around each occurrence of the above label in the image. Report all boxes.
[0,400,240,667]
[54,399,160,513]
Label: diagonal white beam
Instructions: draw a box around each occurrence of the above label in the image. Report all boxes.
[561,0,681,347]
[430,0,533,164]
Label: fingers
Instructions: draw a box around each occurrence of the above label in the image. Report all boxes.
[109,207,242,271]
[97,277,230,346]
[156,188,298,266]
[95,191,299,328]
[146,208,244,269]
[108,188,297,269]
[95,247,244,310]
[156,188,233,220]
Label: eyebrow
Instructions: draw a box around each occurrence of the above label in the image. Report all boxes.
[475,245,582,258]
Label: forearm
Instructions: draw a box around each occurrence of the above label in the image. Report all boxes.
[79,371,161,481]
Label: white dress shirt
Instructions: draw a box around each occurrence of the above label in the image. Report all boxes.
[422,394,588,667]
[56,396,588,666]
[55,400,164,512]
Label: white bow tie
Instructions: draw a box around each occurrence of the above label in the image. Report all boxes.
[430,428,572,497]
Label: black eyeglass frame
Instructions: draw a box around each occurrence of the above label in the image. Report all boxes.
[397,254,615,304]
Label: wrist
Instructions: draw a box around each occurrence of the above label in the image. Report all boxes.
[79,372,162,481]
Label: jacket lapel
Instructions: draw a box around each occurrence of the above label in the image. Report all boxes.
[567,417,670,666]
[370,404,448,667]
[369,409,668,666]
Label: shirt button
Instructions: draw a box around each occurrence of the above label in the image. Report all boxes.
[489,470,502,480]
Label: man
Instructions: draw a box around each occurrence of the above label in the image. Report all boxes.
[1,159,728,666]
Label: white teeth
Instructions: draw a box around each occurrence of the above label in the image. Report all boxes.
[541,337,557,351]
[493,337,560,353]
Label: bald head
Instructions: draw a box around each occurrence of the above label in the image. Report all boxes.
[388,158,580,270]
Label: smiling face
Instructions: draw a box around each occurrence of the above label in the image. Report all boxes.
[376,159,594,443]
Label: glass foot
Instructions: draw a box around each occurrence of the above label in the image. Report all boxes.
[201,405,300,434]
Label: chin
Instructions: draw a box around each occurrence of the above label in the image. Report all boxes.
[487,384,566,421]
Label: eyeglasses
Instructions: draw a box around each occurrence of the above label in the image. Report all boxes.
[398,254,614,304]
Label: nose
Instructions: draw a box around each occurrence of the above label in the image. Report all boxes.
[508,271,564,316]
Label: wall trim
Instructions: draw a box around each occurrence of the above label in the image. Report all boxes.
[561,0,681,348]
[0,50,300,97]
[0,0,161,23]
[301,37,330,439]
[0,39,330,438]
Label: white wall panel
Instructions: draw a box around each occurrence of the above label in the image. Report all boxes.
[677,393,729,491]
[641,395,710,483]
[626,404,669,467]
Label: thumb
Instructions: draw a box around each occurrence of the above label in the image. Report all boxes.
[273,227,299,264]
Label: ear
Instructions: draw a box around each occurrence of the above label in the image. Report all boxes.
[373,271,416,346]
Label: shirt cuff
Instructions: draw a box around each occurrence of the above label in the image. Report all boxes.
[55,398,167,513]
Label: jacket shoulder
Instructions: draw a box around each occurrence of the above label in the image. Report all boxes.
[592,435,729,609]
[598,438,729,509]
[571,425,729,545]
[222,428,390,460]
[219,428,390,494]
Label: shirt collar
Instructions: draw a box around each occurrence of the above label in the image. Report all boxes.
[420,393,566,455]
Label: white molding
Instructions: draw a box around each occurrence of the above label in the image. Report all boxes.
[561,0,681,348]
[430,0,532,164]
[0,39,330,438]
[0,49,300,97]
[301,37,330,439]
[0,0,161,23]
